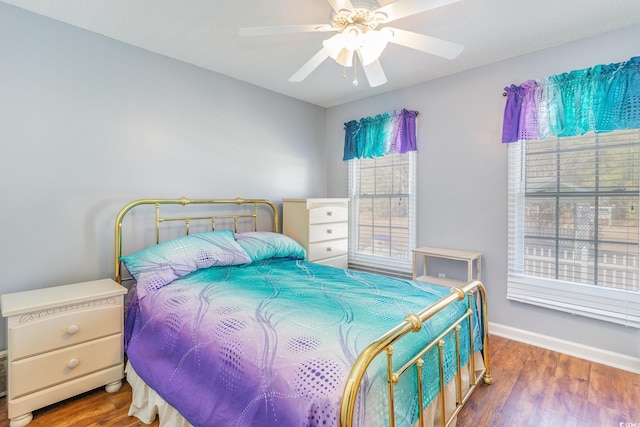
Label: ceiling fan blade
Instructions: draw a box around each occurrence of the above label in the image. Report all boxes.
[361,59,388,87]
[289,49,330,82]
[376,0,461,23]
[326,0,355,13]
[239,24,334,36]
[385,27,463,59]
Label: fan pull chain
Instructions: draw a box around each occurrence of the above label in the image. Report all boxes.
[341,53,359,86]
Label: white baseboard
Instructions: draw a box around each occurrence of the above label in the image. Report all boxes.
[489,322,640,374]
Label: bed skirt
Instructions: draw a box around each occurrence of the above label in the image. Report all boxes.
[125,352,484,427]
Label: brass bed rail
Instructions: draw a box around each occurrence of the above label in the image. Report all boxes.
[114,197,279,284]
[340,280,492,427]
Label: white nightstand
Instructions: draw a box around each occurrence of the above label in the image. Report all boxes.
[1,279,127,427]
[412,247,482,288]
[283,198,350,269]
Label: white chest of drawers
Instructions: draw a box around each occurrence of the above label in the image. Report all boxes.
[0,279,127,427]
[283,198,349,269]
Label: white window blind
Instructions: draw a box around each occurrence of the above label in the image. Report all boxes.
[348,152,416,275]
[507,129,640,327]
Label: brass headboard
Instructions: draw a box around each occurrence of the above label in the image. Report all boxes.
[114,197,279,283]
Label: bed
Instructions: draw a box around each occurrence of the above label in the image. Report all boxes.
[114,197,492,427]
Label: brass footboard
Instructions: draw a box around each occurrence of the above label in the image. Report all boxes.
[340,280,492,427]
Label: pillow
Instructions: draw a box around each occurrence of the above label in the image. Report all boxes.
[234,232,306,262]
[121,230,251,298]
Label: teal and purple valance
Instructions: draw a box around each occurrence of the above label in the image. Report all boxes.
[343,108,418,160]
[502,56,640,143]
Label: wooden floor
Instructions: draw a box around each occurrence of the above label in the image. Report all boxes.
[0,336,637,426]
[457,336,640,427]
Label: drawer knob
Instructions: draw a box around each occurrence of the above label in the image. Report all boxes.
[67,358,80,369]
[326,247,333,252]
[326,211,333,216]
[326,229,333,234]
[67,324,80,335]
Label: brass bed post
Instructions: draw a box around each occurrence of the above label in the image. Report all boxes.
[155,203,161,242]
[477,284,492,385]
[454,324,463,406]
[114,198,145,284]
[385,347,396,427]
[437,340,446,427]
[415,358,425,427]
[466,291,477,387]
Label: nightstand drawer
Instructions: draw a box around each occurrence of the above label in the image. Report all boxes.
[10,305,123,360]
[308,238,348,261]
[309,222,348,242]
[309,206,348,224]
[11,334,123,398]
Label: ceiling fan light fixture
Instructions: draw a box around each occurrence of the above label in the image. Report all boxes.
[322,33,354,67]
[337,48,355,67]
[323,23,391,68]
[322,32,345,58]
[358,29,391,65]
[323,26,363,67]
[323,33,354,66]
[342,25,363,51]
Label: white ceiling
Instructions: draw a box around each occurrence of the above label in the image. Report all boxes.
[3,0,640,107]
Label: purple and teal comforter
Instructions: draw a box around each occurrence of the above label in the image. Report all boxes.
[122,231,481,427]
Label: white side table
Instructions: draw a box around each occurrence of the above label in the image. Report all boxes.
[412,247,482,287]
[1,279,127,427]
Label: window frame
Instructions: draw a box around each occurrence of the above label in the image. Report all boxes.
[507,130,640,328]
[347,151,417,275]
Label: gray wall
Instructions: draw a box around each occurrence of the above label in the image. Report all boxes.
[0,5,325,301]
[326,25,640,358]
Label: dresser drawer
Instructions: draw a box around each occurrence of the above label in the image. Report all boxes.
[314,255,348,269]
[11,334,123,398]
[309,206,348,224]
[309,222,348,242]
[10,305,122,360]
[308,238,348,261]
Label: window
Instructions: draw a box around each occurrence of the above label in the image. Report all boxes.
[507,129,640,327]
[348,152,416,276]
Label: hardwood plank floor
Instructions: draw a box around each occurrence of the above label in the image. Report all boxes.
[0,336,637,426]
[457,336,640,427]
[0,381,158,427]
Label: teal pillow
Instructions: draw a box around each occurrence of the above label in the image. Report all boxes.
[234,232,306,262]
[121,230,251,298]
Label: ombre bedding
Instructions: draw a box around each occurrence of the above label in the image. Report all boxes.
[123,232,481,427]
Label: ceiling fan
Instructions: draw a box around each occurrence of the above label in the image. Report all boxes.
[239,0,464,87]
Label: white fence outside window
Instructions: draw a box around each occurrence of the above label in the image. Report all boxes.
[524,246,639,292]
